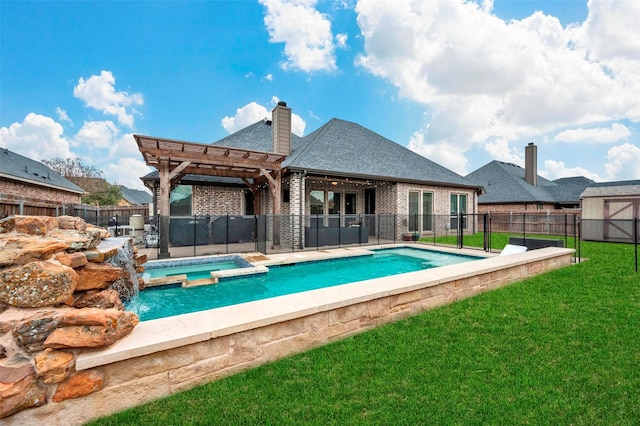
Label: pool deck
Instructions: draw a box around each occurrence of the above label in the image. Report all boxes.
[7,243,574,425]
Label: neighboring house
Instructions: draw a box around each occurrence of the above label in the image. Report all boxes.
[466,143,594,213]
[580,180,640,242]
[67,177,151,207]
[0,148,84,216]
[138,102,483,249]
[118,186,152,208]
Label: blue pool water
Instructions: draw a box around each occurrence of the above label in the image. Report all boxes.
[144,261,242,280]
[142,255,251,281]
[128,247,480,321]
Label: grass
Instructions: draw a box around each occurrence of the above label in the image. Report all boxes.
[89,239,640,425]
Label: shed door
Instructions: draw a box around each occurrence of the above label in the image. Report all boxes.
[603,198,639,242]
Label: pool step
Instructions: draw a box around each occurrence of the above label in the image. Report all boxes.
[183,277,219,288]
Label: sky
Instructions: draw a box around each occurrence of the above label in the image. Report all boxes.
[1,0,639,192]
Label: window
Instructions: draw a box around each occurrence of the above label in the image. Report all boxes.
[309,190,357,226]
[170,185,192,216]
[345,193,357,215]
[450,193,467,230]
[422,192,433,231]
[310,190,324,215]
[407,191,433,232]
[328,191,341,214]
[408,191,419,232]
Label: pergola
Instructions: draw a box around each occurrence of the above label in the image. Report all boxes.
[135,134,286,257]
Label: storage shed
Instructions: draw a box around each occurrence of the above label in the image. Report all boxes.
[580,180,640,242]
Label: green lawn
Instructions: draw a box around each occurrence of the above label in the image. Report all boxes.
[90,239,640,425]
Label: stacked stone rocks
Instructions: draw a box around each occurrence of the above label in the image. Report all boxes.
[0,215,142,419]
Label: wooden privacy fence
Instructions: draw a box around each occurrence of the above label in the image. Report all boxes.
[1,194,66,218]
[67,205,150,226]
[481,212,580,236]
[0,196,149,225]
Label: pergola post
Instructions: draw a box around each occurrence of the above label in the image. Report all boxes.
[262,169,282,247]
[158,159,171,259]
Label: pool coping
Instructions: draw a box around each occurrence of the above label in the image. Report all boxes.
[76,244,573,370]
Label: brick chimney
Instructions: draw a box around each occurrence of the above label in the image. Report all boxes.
[272,101,291,155]
[525,142,537,186]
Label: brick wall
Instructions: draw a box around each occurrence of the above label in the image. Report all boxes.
[193,186,244,215]
[1,178,81,216]
[0,178,81,204]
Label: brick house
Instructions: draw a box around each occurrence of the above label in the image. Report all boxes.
[138,103,484,249]
[0,148,84,216]
[466,143,593,214]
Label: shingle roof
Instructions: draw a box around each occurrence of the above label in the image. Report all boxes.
[466,160,593,205]
[0,148,84,193]
[581,180,640,198]
[284,118,476,187]
[550,176,596,203]
[157,118,478,189]
[119,186,152,205]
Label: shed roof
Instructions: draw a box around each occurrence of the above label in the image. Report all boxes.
[0,148,84,194]
[580,180,640,198]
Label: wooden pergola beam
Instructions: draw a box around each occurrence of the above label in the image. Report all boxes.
[134,134,287,256]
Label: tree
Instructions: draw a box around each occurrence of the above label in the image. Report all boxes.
[43,157,122,206]
[82,184,122,206]
[42,157,104,178]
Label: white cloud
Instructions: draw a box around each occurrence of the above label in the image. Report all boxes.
[264,73,274,81]
[483,139,523,166]
[221,102,271,133]
[259,0,338,72]
[103,156,152,191]
[407,127,467,175]
[221,100,307,136]
[0,113,73,160]
[544,159,603,181]
[604,143,640,181]
[73,70,143,127]
[576,0,640,62]
[290,113,306,138]
[355,0,640,175]
[554,123,631,144]
[56,107,73,126]
[74,121,119,149]
[336,33,348,48]
[481,0,493,13]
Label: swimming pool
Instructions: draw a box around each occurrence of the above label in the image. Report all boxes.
[141,254,262,287]
[129,247,480,321]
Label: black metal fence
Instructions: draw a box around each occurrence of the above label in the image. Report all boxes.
[91,212,640,272]
[100,212,580,257]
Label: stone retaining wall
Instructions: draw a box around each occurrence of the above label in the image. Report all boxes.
[6,247,573,425]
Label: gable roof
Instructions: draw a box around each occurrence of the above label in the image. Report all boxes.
[581,180,640,198]
[0,148,84,194]
[119,186,153,205]
[466,160,593,205]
